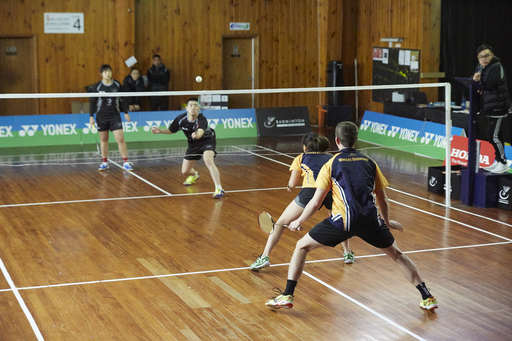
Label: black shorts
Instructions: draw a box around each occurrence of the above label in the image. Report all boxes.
[294,188,333,210]
[96,114,123,132]
[184,136,217,161]
[309,214,395,249]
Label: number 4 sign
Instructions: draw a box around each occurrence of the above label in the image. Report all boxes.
[44,13,84,34]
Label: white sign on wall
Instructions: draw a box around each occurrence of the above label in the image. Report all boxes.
[44,13,84,34]
[230,22,250,31]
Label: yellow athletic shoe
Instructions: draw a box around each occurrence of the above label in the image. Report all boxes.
[420,296,438,311]
[213,188,225,199]
[266,293,294,309]
[183,174,199,185]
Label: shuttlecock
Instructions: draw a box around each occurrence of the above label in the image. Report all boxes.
[195,76,202,83]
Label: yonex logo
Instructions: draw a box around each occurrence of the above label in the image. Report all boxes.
[264,117,276,128]
[387,126,400,137]
[208,119,219,129]
[19,125,39,137]
[360,120,371,131]
[420,132,435,145]
[429,176,437,187]
[144,121,162,132]
[82,123,97,135]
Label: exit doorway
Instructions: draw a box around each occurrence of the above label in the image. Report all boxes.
[0,35,39,116]
[222,37,259,109]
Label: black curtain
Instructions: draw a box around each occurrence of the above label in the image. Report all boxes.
[440,0,512,104]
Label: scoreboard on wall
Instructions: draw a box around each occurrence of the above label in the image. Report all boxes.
[372,47,421,103]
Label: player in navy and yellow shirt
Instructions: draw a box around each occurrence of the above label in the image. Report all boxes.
[151,97,224,198]
[250,132,354,271]
[266,122,438,312]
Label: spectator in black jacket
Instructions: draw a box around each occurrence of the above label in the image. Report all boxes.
[473,45,511,174]
[123,67,144,112]
[147,54,170,111]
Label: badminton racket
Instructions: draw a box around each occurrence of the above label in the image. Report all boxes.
[258,211,301,235]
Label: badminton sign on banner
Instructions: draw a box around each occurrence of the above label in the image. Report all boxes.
[358,111,465,160]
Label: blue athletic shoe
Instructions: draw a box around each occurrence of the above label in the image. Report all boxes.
[98,162,109,171]
[123,162,133,171]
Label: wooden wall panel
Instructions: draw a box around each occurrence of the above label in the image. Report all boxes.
[1,0,441,124]
[0,0,135,115]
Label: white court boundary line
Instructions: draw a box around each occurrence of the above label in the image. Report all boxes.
[389,199,512,242]
[109,159,173,196]
[1,241,509,294]
[0,259,45,340]
[303,271,426,341]
[388,187,512,228]
[0,187,288,209]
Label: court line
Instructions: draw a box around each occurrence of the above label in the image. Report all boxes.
[0,240,508,294]
[0,187,289,208]
[232,145,291,167]
[388,187,512,228]
[303,271,427,341]
[389,199,512,242]
[0,258,45,341]
[109,159,173,196]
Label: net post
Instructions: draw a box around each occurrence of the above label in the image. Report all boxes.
[444,82,452,208]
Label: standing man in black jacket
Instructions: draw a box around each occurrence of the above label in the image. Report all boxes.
[147,54,170,111]
[473,44,511,174]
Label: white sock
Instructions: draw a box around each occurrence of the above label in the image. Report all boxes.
[216,185,223,190]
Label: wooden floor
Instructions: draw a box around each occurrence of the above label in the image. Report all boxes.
[0,128,511,341]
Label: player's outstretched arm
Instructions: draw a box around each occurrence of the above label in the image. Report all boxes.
[151,126,172,134]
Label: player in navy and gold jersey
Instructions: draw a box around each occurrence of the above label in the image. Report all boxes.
[89,64,132,171]
[266,122,438,312]
[250,132,354,271]
[151,97,224,198]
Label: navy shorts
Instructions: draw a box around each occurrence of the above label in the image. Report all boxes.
[294,188,333,210]
[185,136,217,161]
[96,115,123,132]
[309,214,395,249]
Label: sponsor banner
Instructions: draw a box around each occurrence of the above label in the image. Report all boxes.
[0,109,257,148]
[359,111,464,160]
[446,135,496,168]
[255,107,310,137]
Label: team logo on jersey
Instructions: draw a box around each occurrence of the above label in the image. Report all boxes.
[208,119,219,129]
[18,125,39,137]
[264,117,276,128]
[82,123,97,134]
[429,176,437,187]
[144,121,162,132]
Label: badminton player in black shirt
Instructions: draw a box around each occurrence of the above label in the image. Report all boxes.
[89,64,133,171]
[151,97,224,198]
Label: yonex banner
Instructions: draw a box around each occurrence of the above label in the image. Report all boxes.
[359,111,465,160]
[0,109,257,148]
